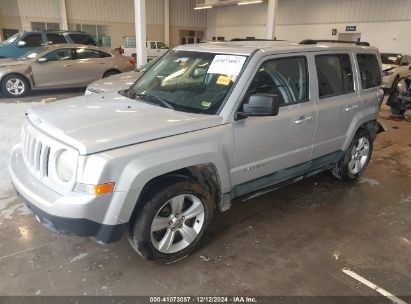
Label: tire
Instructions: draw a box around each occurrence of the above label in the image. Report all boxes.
[391,106,406,116]
[1,74,30,97]
[331,129,373,181]
[103,70,120,78]
[128,177,213,261]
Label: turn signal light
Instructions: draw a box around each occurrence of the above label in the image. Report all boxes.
[95,182,115,195]
[74,182,115,196]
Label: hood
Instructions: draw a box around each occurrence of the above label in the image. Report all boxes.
[382,63,397,71]
[26,92,223,155]
[87,71,141,93]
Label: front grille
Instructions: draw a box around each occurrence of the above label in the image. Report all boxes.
[22,127,50,179]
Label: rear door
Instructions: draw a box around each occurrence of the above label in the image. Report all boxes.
[232,54,317,188]
[71,48,111,84]
[311,52,360,159]
[31,48,76,88]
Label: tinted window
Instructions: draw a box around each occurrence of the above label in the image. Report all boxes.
[75,48,101,59]
[21,34,43,48]
[157,42,168,49]
[357,54,382,89]
[150,42,156,49]
[246,56,309,106]
[99,51,112,58]
[46,33,67,45]
[68,33,96,45]
[316,54,354,98]
[44,48,72,61]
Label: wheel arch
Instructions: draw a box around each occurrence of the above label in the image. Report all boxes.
[342,119,383,151]
[1,72,32,89]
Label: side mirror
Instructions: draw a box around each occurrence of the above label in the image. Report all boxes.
[17,40,26,47]
[38,57,48,63]
[236,93,280,120]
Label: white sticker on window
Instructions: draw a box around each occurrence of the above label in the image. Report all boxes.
[207,55,247,76]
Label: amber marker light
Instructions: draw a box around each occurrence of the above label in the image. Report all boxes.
[94,182,115,195]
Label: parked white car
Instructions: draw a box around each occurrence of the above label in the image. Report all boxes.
[121,40,169,60]
[381,53,411,90]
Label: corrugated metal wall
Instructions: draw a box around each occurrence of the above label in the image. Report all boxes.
[15,0,60,19]
[170,0,206,27]
[277,0,411,25]
[0,0,20,17]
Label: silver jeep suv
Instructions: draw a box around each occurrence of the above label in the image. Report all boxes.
[9,40,384,261]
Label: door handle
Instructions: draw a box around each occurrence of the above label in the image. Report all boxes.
[345,105,359,112]
[98,62,105,65]
[294,116,313,125]
[64,63,73,67]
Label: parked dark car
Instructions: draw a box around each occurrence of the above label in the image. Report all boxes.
[0,30,96,58]
[387,76,411,115]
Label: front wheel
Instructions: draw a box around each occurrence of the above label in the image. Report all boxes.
[331,129,373,180]
[128,178,213,261]
[1,74,30,97]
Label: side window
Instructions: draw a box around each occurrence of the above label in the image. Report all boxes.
[46,33,67,45]
[150,42,157,49]
[157,42,168,49]
[20,33,43,48]
[43,48,73,61]
[246,56,309,106]
[75,48,101,59]
[315,54,354,98]
[68,34,96,46]
[356,54,382,89]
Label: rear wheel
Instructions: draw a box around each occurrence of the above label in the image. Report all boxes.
[128,178,213,261]
[1,74,30,97]
[331,129,373,180]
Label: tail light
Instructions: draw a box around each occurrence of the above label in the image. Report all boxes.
[128,56,136,66]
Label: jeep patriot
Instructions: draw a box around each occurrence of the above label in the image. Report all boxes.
[9,40,384,261]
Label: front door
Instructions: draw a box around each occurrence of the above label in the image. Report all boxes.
[31,48,76,88]
[232,55,317,191]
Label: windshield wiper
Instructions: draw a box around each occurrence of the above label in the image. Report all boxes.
[135,93,175,110]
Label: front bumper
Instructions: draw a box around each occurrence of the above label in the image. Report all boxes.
[9,145,126,243]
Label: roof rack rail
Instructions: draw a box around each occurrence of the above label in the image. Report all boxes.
[299,39,370,46]
[231,38,284,42]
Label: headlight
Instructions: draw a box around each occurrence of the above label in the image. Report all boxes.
[397,79,407,93]
[56,150,77,182]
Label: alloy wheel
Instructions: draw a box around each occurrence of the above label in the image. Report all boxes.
[348,137,370,175]
[150,194,205,254]
[6,78,25,96]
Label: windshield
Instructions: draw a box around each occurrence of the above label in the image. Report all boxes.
[2,33,22,45]
[381,53,400,65]
[18,47,48,61]
[135,58,157,72]
[129,50,247,114]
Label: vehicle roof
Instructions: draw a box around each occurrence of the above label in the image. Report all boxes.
[173,41,379,55]
[25,30,89,34]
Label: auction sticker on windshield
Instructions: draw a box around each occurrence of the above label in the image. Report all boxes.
[208,55,247,76]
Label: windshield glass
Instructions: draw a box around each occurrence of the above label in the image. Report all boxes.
[130,50,248,114]
[381,53,400,65]
[135,58,157,72]
[18,47,48,61]
[2,33,22,45]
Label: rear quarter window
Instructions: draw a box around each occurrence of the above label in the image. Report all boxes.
[357,54,382,89]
